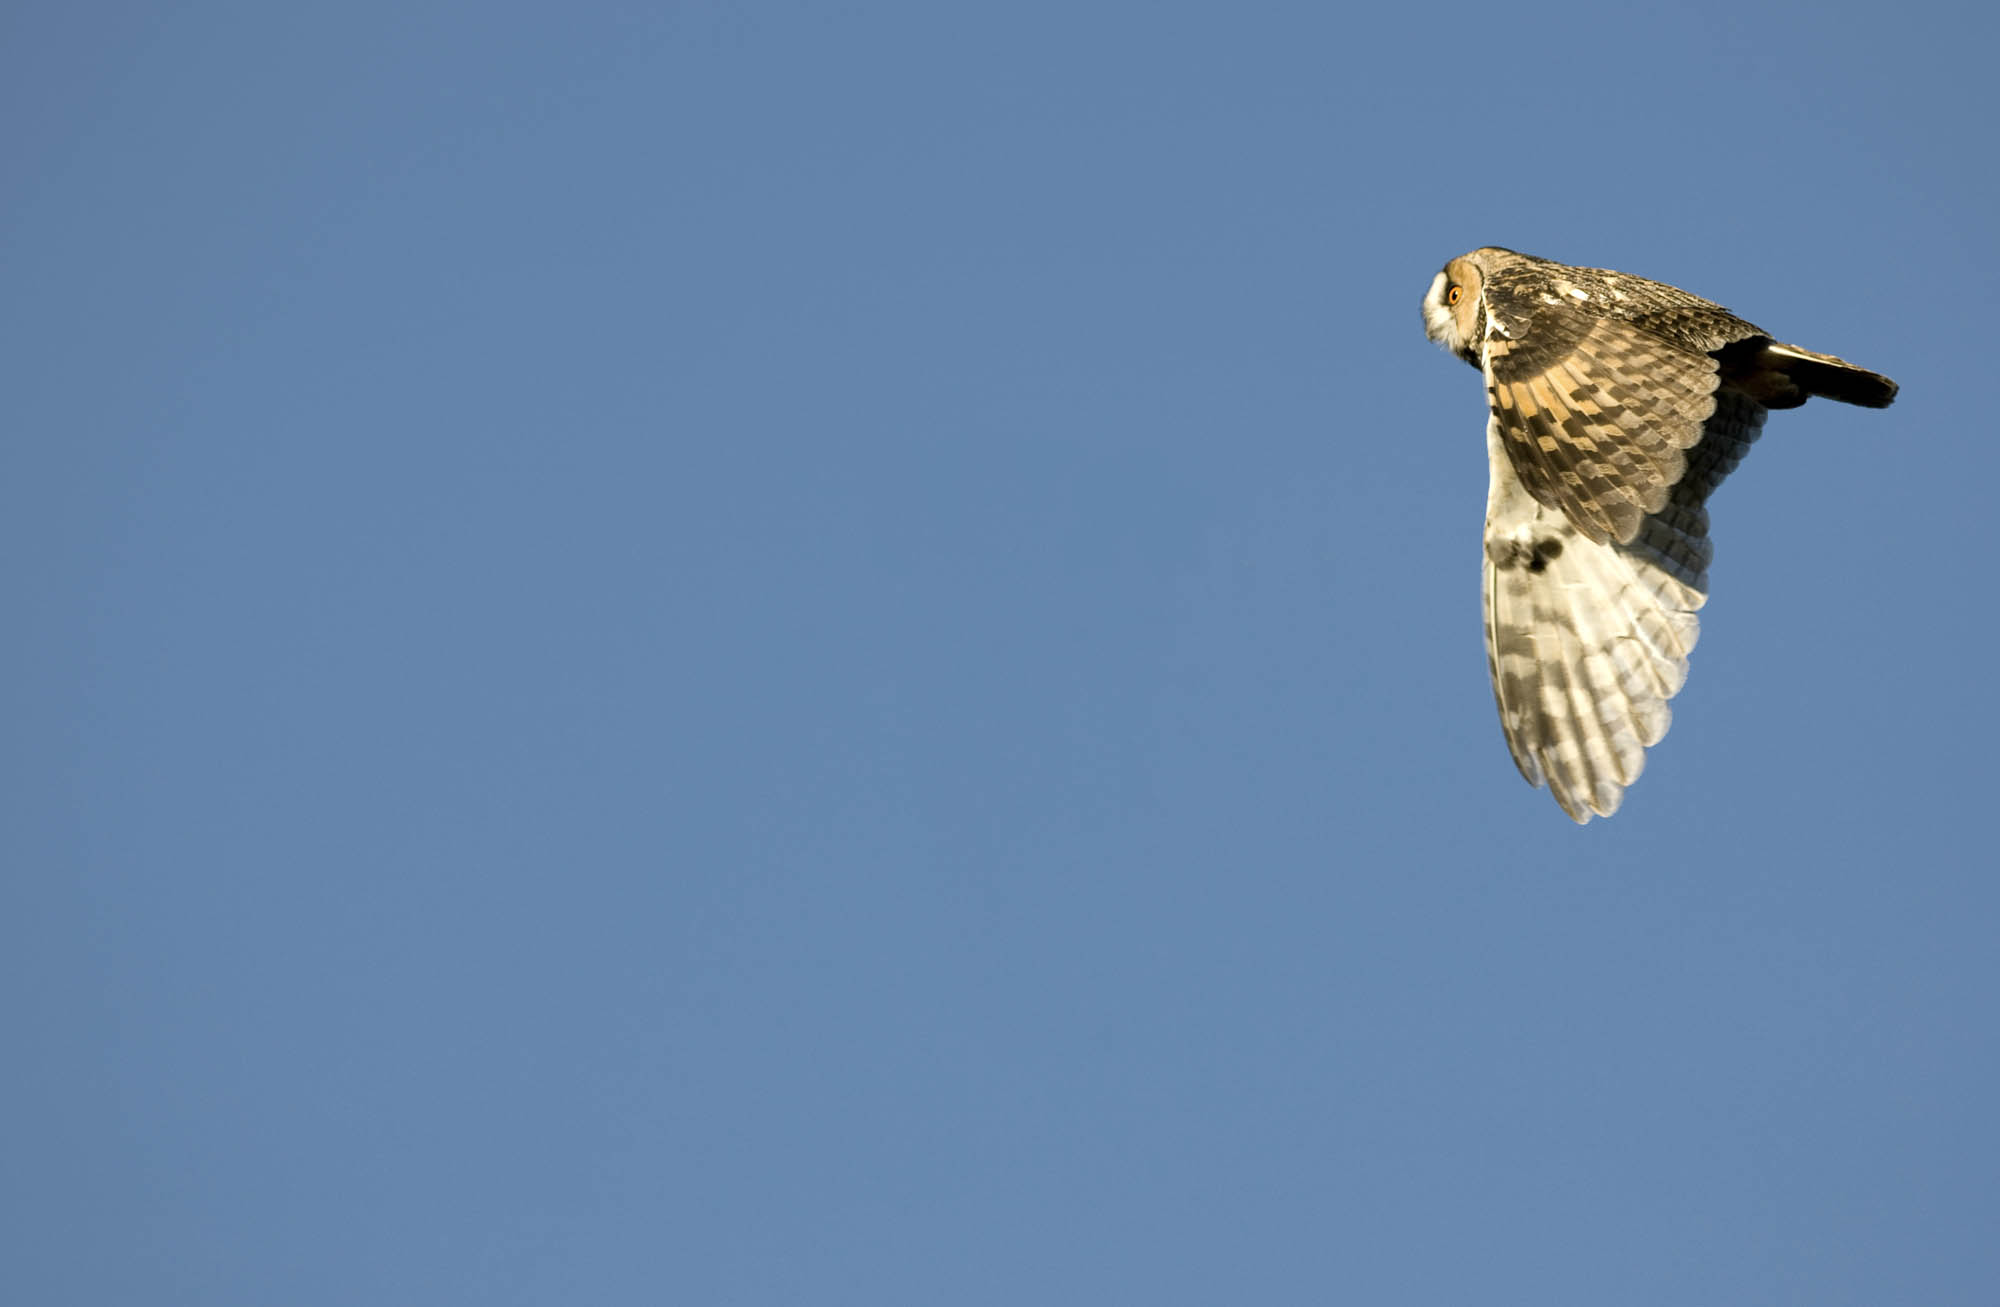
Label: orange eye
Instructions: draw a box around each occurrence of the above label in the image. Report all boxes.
[1446,284,1463,306]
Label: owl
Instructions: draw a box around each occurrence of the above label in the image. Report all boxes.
[1421,247,1897,823]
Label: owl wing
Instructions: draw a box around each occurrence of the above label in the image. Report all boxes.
[1482,389,1767,822]
[1480,292,1729,546]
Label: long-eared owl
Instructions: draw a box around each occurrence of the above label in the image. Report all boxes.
[1422,247,1897,822]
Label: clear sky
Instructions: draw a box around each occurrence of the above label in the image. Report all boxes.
[8,2,1996,1303]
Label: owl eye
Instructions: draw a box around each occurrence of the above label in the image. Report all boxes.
[1445,284,1463,306]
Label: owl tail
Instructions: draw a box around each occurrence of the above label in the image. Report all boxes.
[1728,340,1899,409]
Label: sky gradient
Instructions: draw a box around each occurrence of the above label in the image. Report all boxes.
[8,2,1996,1303]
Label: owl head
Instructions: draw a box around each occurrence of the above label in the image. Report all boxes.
[1422,252,1490,366]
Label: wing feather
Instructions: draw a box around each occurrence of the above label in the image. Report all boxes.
[1479,391,1766,823]
[1486,312,1721,545]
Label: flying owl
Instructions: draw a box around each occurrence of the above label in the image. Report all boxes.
[1421,247,1897,823]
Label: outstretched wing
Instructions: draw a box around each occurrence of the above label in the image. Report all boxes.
[1481,389,1767,822]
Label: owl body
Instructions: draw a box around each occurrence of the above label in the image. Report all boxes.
[1422,247,1896,823]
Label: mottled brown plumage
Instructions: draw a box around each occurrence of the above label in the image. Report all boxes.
[1421,247,1897,822]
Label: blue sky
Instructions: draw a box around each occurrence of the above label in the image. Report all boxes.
[8,1,1996,1302]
